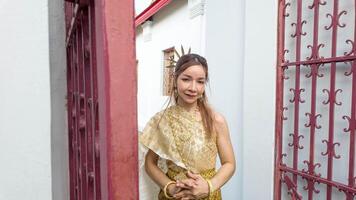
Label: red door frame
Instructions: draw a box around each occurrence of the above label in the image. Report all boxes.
[94,0,138,199]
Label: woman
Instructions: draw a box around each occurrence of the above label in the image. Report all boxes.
[140,53,235,200]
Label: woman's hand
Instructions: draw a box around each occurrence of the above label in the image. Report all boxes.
[173,171,210,199]
[166,183,183,198]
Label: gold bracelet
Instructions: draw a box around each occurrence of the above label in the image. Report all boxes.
[163,181,176,199]
[206,178,215,196]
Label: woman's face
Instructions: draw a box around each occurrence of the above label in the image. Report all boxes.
[176,64,206,106]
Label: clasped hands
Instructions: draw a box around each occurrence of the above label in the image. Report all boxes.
[167,171,210,200]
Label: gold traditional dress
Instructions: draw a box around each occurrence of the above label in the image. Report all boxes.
[139,105,222,200]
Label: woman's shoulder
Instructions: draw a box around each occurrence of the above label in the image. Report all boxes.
[211,110,228,132]
[212,111,226,125]
[148,106,175,121]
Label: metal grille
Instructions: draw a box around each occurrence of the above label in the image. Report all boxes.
[275,0,356,199]
[65,1,101,200]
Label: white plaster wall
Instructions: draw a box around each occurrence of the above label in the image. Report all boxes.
[242,0,277,199]
[204,0,244,199]
[0,1,53,200]
[136,0,204,130]
[135,0,152,16]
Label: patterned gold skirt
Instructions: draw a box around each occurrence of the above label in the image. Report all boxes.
[158,168,222,200]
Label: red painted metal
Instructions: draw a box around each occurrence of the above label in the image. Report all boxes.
[275,0,356,199]
[66,1,102,199]
[65,0,138,199]
[135,0,172,27]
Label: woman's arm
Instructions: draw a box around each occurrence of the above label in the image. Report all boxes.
[210,113,236,190]
[145,149,183,196]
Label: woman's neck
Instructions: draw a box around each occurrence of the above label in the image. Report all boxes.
[177,98,198,112]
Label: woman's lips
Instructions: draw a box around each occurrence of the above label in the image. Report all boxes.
[185,93,197,98]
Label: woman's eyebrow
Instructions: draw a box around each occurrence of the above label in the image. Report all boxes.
[181,74,192,78]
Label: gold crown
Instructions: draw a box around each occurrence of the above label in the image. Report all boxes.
[166,45,191,68]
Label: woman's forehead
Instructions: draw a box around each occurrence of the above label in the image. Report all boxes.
[181,65,206,76]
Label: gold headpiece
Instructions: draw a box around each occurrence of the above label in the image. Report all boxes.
[166,45,191,69]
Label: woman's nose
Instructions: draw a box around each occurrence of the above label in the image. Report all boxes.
[189,81,197,91]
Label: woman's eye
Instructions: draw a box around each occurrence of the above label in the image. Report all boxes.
[198,81,205,84]
[181,78,189,82]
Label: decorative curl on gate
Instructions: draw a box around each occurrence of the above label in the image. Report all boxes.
[322,89,342,106]
[305,113,322,129]
[306,43,325,60]
[282,66,290,80]
[308,0,326,9]
[283,2,291,17]
[305,64,324,78]
[344,40,355,56]
[291,20,307,38]
[324,10,347,30]
[283,49,290,64]
[302,160,322,177]
[290,88,305,103]
[288,133,304,149]
[344,61,354,76]
[321,140,341,159]
[342,115,355,133]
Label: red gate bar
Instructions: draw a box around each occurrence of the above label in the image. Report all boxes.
[281,55,356,67]
[324,1,343,199]
[274,0,288,199]
[304,1,325,199]
[289,0,304,187]
[343,2,356,200]
[281,166,356,194]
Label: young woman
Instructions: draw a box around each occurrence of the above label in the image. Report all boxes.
[140,54,235,200]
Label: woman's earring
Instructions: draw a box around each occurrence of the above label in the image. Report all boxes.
[174,88,178,98]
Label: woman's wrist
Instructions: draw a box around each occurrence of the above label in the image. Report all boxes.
[167,183,176,196]
[163,181,176,199]
[205,178,215,196]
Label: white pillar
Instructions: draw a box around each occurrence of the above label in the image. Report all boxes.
[242,0,277,199]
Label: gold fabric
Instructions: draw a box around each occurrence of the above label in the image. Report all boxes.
[139,105,220,199]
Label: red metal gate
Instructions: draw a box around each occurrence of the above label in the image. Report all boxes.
[275,0,356,199]
[65,1,101,199]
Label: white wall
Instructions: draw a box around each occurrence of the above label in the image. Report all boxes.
[204,0,244,199]
[0,1,64,199]
[242,0,277,199]
[135,0,152,16]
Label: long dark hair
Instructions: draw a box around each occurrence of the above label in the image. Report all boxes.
[165,53,215,136]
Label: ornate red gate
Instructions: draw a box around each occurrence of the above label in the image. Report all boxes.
[275,0,356,199]
[65,1,101,199]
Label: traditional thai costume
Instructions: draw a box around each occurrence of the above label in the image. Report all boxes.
[140,105,222,200]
